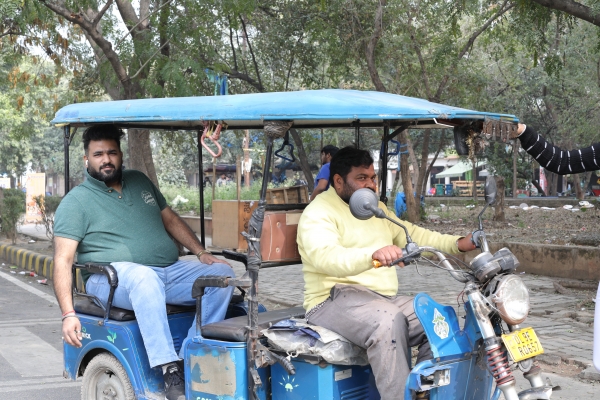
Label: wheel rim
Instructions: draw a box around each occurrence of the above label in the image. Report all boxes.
[90,367,128,400]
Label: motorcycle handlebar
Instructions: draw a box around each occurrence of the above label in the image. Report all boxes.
[372,246,470,283]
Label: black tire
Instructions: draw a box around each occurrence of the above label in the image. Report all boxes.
[81,353,135,400]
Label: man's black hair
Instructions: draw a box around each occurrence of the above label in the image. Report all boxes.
[321,144,339,157]
[82,125,125,153]
[329,146,373,186]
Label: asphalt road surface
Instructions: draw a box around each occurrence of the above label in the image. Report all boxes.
[1,254,598,400]
[0,263,80,400]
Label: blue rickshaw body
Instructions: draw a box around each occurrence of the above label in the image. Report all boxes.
[406,293,494,400]
[64,312,194,400]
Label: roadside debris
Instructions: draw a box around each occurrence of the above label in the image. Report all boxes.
[553,281,569,294]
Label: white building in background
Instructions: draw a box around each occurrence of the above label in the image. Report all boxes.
[372,149,487,195]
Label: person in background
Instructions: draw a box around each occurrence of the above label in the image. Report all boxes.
[512,123,599,175]
[216,173,227,186]
[309,144,339,201]
[510,122,600,373]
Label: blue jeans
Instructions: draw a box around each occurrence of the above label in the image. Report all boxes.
[85,259,234,367]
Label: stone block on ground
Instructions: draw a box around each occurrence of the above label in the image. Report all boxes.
[578,366,600,381]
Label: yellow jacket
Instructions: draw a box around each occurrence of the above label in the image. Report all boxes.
[297,187,461,310]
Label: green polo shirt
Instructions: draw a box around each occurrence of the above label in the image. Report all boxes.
[54,169,179,283]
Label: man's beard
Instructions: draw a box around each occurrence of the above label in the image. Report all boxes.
[89,163,122,185]
[339,179,375,204]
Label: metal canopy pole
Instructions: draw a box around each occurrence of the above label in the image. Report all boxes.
[197,130,206,248]
[63,126,71,194]
[380,124,389,204]
[243,135,276,400]
[355,120,360,149]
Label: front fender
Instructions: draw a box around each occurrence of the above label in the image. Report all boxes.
[413,293,472,361]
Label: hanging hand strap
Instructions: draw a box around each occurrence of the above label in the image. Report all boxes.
[201,121,223,158]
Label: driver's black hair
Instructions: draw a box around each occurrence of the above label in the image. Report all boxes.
[329,146,374,186]
[82,125,125,154]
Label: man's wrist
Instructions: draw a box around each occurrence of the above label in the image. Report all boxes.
[196,249,212,259]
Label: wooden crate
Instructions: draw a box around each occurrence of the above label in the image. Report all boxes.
[266,185,309,204]
[212,200,258,250]
[452,180,484,197]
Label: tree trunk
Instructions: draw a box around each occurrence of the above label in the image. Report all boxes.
[531,180,546,197]
[127,129,159,187]
[471,159,478,200]
[493,176,505,222]
[573,173,584,200]
[405,135,419,186]
[420,131,446,198]
[415,129,430,199]
[547,170,558,196]
[289,128,314,190]
[400,131,419,223]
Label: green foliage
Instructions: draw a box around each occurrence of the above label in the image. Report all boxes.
[160,182,261,214]
[33,195,62,241]
[0,188,25,244]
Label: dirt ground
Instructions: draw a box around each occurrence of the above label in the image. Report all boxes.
[416,201,600,313]
[418,202,600,246]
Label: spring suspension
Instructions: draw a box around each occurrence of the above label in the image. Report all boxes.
[487,343,515,386]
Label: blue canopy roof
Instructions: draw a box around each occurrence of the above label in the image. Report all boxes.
[52,89,518,129]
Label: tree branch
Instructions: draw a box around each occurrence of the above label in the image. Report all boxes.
[226,69,265,93]
[129,39,170,80]
[228,16,238,72]
[433,0,515,102]
[365,0,387,92]
[92,0,114,27]
[115,0,140,38]
[406,7,432,100]
[239,15,264,92]
[529,0,600,27]
[40,0,132,96]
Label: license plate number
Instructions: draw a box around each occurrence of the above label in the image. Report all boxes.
[501,327,544,362]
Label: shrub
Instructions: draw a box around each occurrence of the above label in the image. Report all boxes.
[33,195,62,241]
[160,182,261,214]
[0,189,26,244]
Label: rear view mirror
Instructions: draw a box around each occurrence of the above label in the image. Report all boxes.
[484,176,497,205]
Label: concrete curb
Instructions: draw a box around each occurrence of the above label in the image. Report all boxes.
[460,241,600,281]
[0,244,54,279]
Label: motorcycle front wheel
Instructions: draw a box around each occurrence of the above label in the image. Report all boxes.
[81,353,135,400]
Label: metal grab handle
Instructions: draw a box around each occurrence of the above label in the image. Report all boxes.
[201,122,223,158]
[274,131,295,162]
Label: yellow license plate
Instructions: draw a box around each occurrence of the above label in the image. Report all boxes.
[501,327,544,362]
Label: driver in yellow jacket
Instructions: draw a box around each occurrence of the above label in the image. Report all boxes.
[297,146,476,399]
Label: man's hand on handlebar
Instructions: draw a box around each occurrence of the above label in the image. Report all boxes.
[372,245,405,268]
[458,234,478,252]
[62,316,83,348]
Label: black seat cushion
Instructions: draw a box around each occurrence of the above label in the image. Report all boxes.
[74,297,195,321]
[201,306,306,342]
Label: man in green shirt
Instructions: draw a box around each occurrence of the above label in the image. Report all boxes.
[53,125,234,400]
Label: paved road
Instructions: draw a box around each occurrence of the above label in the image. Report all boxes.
[0,264,80,399]
[4,224,599,399]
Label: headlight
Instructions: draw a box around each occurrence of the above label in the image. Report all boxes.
[491,275,530,325]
